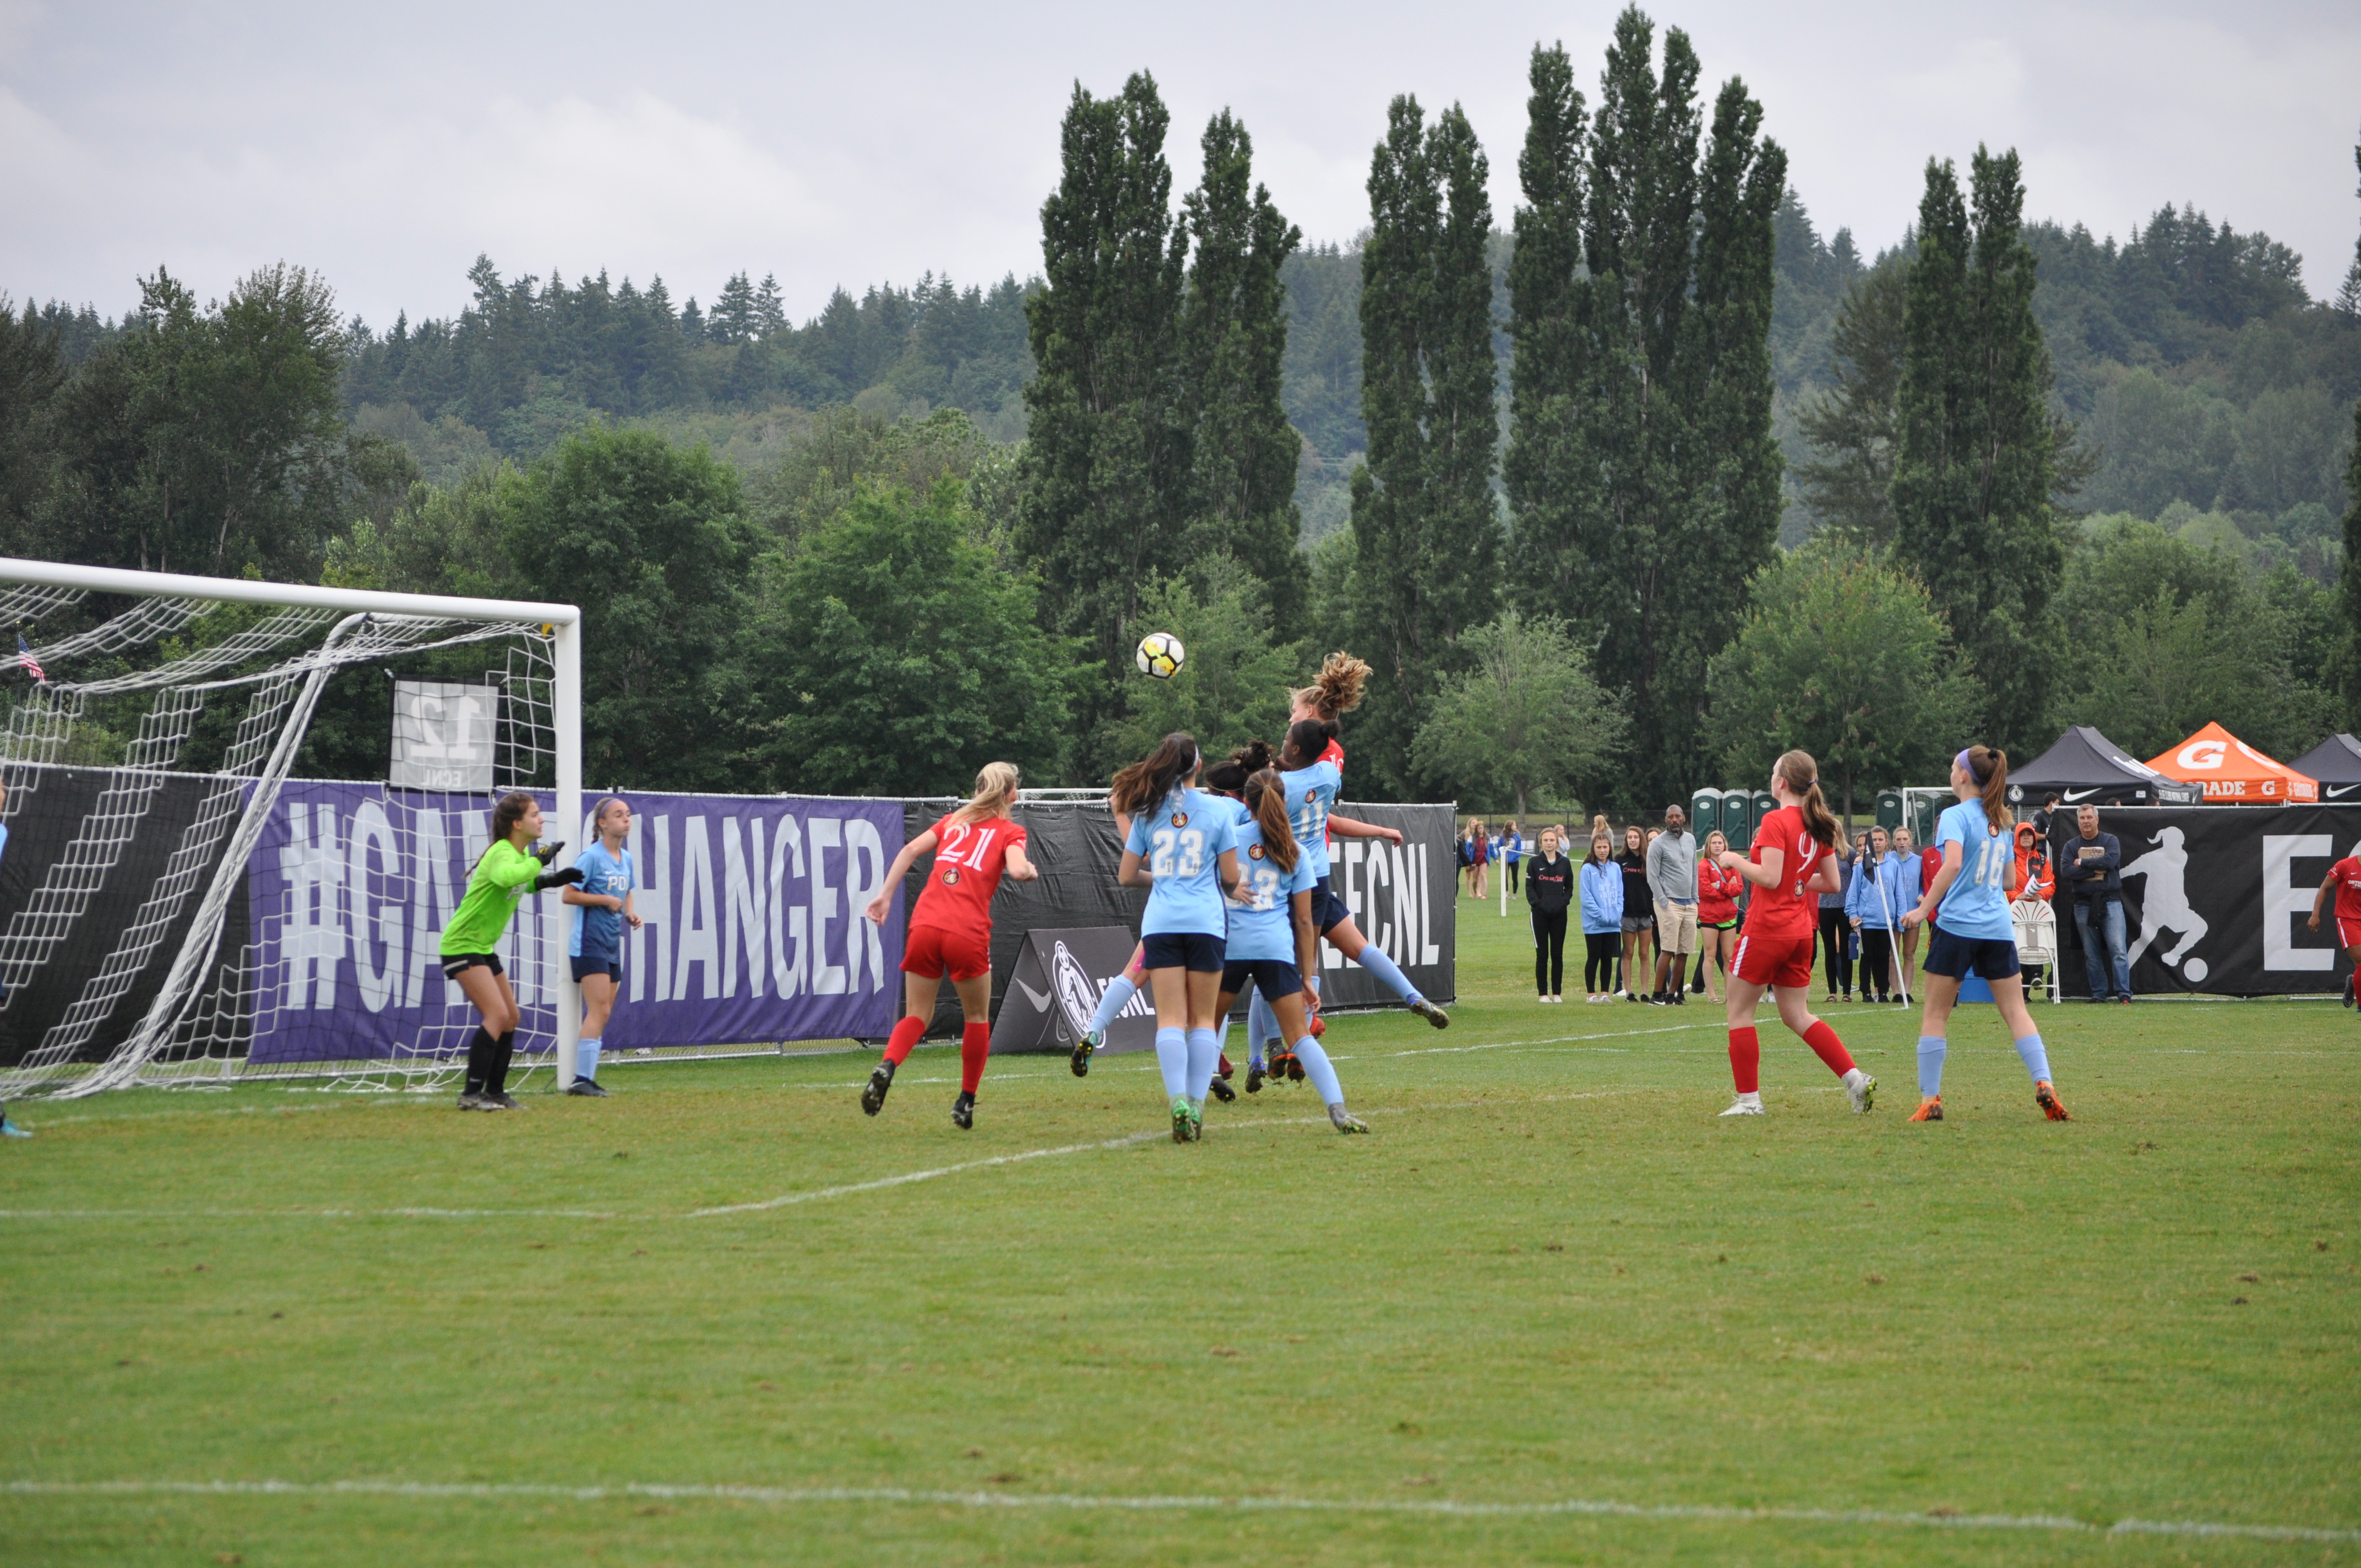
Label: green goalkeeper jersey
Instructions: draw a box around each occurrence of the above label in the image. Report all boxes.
[440,839,541,956]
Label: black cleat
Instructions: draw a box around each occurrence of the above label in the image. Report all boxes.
[1409,997,1450,1030]
[1245,1062,1266,1094]
[950,1090,975,1130]
[1208,1074,1237,1104]
[861,1059,896,1116]
[1071,1030,1100,1077]
[566,1078,609,1097]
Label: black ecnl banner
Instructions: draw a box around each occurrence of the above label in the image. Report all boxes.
[2048,805,2358,997]
[987,925,1158,1057]
[901,799,1459,1040]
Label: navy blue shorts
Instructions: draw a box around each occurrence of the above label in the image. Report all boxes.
[1141,931,1226,973]
[1221,957,1303,1005]
[1923,923,2021,982]
[570,955,622,984]
[1310,874,1351,934]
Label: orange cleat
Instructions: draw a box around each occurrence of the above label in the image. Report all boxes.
[2035,1081,2071,1121]
[1908,1096,1944,1123]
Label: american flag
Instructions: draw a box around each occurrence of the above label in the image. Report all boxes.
[17,633,45,684]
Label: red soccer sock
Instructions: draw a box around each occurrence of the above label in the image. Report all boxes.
[1802,1019,1856,1076]
[1728,1026,1761,1095]
[883,1014,926,1067]
[959,1022,991,1095]
[1217,1052,1233,1078]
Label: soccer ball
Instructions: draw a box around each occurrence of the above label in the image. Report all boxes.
[1135,631,1185,679]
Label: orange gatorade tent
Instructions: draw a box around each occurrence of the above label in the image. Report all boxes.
[2145,722,2319,803]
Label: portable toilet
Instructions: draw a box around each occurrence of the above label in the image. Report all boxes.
[1751,789,1778,838]
[1689,786,1721,847]
[1875,788,1904,831]
[1720,787,1752,848]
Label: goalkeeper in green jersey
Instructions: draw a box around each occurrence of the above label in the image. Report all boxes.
[441,791,582,1111]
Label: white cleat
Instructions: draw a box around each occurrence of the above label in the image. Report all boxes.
[1719,1093,1765,1117]
[1843,1069,1877,1115]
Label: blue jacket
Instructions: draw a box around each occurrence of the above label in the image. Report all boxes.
[1847,852,1907,930]
[1579,858,1624,934]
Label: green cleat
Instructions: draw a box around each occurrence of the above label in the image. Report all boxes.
[1171,1097,1193,1144]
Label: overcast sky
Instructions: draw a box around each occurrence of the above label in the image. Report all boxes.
[3,0,2357,330]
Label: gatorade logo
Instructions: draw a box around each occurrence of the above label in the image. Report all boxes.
[2178,740,2227,771]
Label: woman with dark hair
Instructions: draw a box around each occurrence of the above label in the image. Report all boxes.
[1579,830,1623,1001]
[1712,752,1875,1119]
[1616,825,1653,1000]
[441,792,583,1110]
[1847,825,1897,1005]
[1900,745,2068,1124]
[1114,733,1243,1143]
[1468,820,1490,901]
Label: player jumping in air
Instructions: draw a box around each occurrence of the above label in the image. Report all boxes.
[1113,733,1242,1143]
[443,792,584,1110]
[2306,838,2361,1010]
[560,796,641,1098]
[862,762,1037,1130]
[1897,745,2068,1123]
[1712,750,1876,1118]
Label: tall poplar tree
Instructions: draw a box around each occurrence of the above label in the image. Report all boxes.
[1889,148,2063,748]
[1018,72,1191,744]
[1504,12,1786,806]
[1178,110,1307,627]
[1347,95,1500,794]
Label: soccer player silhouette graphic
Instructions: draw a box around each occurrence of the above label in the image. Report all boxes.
[2123,825,2210,983]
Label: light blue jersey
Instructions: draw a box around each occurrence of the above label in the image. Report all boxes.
[1125,787,1238,937]
[1279,759,1341,878]
[1225,812,1316,963]
[1934,799,2016,941]
[569,841,634,961]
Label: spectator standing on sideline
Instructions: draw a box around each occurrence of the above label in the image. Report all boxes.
[1469,820,1491,901]
[1457,825,1473,894]
[1847,826,1898,1003]
[2061,805,2131,1002]
[1616,825,1654,999]
[1579,830,1624,1001]
[2029,792,2061,842]
[1695,830,1743,1005]
[1893,826,1924,990]
[1647,804,1698,1006]
[1501,821,1525,897]
[1819,829,1858,1002]
[1525,827,1573,1002]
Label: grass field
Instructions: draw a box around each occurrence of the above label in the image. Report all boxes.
[3,891,2357,1566]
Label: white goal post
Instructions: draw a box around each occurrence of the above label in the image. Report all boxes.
[0,557,586,1092]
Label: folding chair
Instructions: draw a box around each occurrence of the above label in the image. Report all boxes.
[2012,901,2060,1004]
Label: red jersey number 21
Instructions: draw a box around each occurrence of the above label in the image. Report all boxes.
[938,823,997,871]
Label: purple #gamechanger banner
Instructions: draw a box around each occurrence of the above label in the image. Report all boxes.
[247,782,905,1062]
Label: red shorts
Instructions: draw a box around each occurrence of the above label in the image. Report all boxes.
[2339,916,2361,954]
[902,922,991,982]
[1732,927,1816,990]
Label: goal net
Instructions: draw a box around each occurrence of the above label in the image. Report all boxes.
[0,561,581,1101]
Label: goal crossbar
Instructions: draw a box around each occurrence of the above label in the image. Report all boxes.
[0,557,587,1089]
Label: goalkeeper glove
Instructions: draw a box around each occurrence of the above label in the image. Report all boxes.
[535,865,586,892]
[533,840,566,867]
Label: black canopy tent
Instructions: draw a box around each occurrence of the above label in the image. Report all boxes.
[2290,734,2361,794]
[2005,725,2204,807]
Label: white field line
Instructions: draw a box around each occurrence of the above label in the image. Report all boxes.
[686,1131,1168,1217]
[2,1477,2353,1544]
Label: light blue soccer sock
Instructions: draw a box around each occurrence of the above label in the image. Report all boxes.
[1292,1035,1345,1107]
[1185,1028,1221,1102]
[2013,1033,2052,1085]
[1357,945,1423,1005]
[1155,1028,1189,1101]
[578,1037,601,1081]
[1917,1036,1947,1098]
[1246,987,1276,1066]
[1089,974,1139,1037]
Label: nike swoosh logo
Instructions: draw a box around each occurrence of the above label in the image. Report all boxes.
[2061,789,2099,803]
[1013,979,1053,1012]
[2331,785,2360,799]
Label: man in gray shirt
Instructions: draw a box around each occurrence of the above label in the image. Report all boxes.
[1647,804,1698,1006]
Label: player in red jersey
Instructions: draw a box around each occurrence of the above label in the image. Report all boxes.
[2309,844,2361,1009]
[1712,749,1876,1118]
[861,761,1037,1129]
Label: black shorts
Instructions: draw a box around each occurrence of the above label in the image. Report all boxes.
[1923,923,2021,982]
[570,955,622,984]
[440,952,503,981]
[1141,931,1226,973]
[1221,957,1303,1005]
[1310,874,1351,934]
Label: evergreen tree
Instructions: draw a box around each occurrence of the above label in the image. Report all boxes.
[1346,94,1500,796]
[1177,110,1308,627]
[1793,258,1907,546]
[711,273,759,346]
[1889,148,2064,749]
[2341,394,2361,718]
[1505,12,1785,807]
[1016,71,1191,758]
